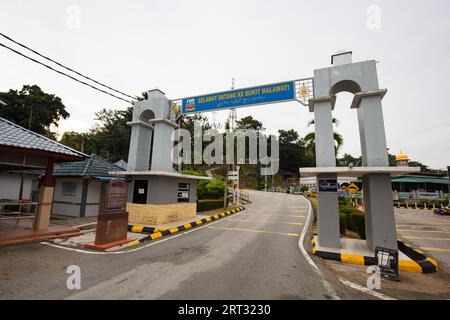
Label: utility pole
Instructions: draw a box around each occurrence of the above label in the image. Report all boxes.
[230,78,238,205]
[225,78,237,207]
[80,134,85,153]
[28,105,33,130]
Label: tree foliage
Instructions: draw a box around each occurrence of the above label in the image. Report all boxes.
[0,85,69,139]
[60,107,132,161]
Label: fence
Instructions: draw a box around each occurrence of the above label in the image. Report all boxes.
[0,200,39,225]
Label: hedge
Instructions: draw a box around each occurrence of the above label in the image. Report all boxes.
[197,199,224,212]
[339,213,347,235]
[339,206,366,239]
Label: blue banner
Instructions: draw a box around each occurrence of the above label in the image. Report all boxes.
[181,81,295,114]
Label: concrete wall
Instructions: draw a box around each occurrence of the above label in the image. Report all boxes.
[0,172,38,200]
[85,180,102,217]
[127,175,198,204]
[52,178,102,217]
[127,202,197,225]
[52,178,83,217]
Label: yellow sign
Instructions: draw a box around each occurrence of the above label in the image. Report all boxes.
[348,183,359,194]
[340,184,348,192]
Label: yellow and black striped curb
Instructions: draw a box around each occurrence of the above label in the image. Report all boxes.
[127,225,166,234]
[127,206,245,247]
[397,239,439,273]
[311,239,439,273]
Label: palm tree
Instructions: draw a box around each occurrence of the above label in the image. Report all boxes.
[303,132,344,156]
[304,118,344,156]
[307,117,340,128]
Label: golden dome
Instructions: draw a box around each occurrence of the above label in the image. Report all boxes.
[396,151,409,162]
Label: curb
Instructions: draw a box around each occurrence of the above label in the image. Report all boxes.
[311,239,439,273]
[394,206,449,211]
[127,206,245,247]
[397,239,439,273]
[395,206,433,211]
[127,225,166,234]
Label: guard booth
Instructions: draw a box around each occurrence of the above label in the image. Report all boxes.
[0,117,85,246]
[110,89,210,226]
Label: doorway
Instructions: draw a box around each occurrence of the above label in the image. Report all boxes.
[133,180,148,204]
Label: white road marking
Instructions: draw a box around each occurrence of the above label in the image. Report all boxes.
[41,211,246,255]
[298,196,340,300]
[337,277,397,300]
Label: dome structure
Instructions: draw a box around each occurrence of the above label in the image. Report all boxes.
[395,151,409,162]
[395,150,410,167]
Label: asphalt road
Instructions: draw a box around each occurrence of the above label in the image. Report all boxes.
[395,208,450,268]
[0,191,372,300]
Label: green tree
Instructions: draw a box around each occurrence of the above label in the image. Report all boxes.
[90,107,133,161]
[304,117,344,158]
[337,153,362,167]
[279,129,314,172]
[0,85,69,139]
[303,132,344,157]
[59,107,132,161]
[236,116,264,131]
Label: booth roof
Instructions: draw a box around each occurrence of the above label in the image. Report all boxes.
[0,117,86,159]
[53,154,124,177]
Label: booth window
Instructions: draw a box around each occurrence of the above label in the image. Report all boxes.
[61,181,77,196]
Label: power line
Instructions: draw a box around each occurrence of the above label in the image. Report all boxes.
[0,41,133,104]
[0,32,138,100]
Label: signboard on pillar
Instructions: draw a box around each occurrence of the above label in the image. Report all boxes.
[318,179,338,193]
[228,171,239,181]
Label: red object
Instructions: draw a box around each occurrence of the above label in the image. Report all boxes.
[85,238,134,251]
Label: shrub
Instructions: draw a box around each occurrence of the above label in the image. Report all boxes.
[338,197,348,207]
[339,205,366,239]
[348,210,366,239]
[339,213,347,235]
[197,199,224,212]
[181,169,206,177]
[197,178,225,199]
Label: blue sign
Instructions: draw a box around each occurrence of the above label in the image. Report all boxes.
[181,81,295,114]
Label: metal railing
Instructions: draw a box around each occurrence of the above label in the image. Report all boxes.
[0,200,39,225]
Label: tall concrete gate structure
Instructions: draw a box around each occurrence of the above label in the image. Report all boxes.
[120,52,419,256]
[303,52,419,253]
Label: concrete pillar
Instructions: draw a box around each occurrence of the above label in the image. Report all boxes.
[34,186,54,231]
[314,100,336,167]
[34,158,54,231]
[151,121,176,172]
[363,173,397,251]
[127,123,153,171]
[356,94,389,166]
[313,98,340,249]
[317,173,340,248]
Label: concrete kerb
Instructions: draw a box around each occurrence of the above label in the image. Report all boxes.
[311,238,439,273]
[127,206,245,247]
[304,196,440,274]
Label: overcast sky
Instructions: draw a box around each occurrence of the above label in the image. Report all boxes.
[1,0,449,169]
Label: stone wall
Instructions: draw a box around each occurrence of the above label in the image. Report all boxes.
[126,202,197,226]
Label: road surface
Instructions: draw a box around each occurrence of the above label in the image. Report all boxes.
[0,191,372,299]
[395,208,450,267]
